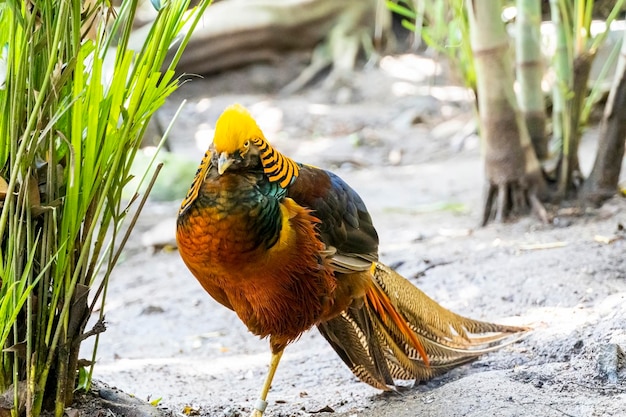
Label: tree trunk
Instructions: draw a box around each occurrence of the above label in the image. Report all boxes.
[581,28,626,205]
[516,0,547,160]
[131,0,378,75]
[466,0,547,225]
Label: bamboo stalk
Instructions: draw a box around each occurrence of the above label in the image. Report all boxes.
[516,0,547,159]
[550,0,571,190]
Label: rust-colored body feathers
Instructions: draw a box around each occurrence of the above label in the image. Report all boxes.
[177,168,337,350]
[176,104,526,413]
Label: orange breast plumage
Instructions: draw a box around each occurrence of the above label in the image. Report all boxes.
[176,169,337,348]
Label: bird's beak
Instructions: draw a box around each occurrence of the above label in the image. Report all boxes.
[217,152,234,175]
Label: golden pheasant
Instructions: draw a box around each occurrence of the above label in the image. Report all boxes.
[176,104,526,417]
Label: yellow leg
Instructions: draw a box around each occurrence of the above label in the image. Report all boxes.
[250,349,284,417]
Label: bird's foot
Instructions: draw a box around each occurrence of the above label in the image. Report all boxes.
[249,398,268,417]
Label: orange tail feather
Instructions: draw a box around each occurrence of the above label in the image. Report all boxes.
[365,284,430,366]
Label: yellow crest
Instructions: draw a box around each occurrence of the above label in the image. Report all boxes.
[212,104,300,188]
[213,104,265,154]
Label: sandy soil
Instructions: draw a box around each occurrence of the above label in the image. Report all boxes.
[79,53,626,417]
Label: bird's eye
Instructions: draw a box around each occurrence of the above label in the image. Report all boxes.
[243,140,250,148]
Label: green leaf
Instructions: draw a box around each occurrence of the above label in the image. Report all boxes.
[386,1,416,20]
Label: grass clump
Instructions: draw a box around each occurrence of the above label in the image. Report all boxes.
[0,0,210,415]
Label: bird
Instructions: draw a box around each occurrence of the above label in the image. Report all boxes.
[176,104,527,417]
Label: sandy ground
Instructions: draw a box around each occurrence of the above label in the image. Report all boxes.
[80,53,626,417]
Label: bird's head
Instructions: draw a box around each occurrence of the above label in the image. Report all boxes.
[211,104,264,175]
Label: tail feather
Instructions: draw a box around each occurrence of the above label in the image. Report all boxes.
[317,262,528,389]
[318,306,394,390]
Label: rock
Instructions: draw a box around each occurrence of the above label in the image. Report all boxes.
[431,117,467,141]
[388,148,402,165]
[222,406,241,417]
[0,382,27,417]
[141,305,165,315]
[597,343,624,383]
[87,381,168,417]
[391,108,425,130]
[141,218,177,250]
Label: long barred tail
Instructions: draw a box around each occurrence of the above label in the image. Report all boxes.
[316,263,528,390]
